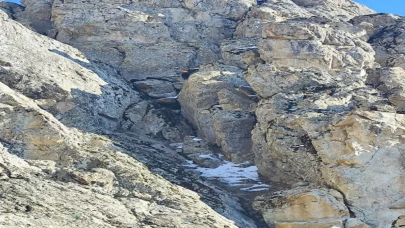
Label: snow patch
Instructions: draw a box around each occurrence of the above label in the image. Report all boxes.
[240,184,270,192]
[196,161,268,189]
[183,160,198,168]
[198,154,219,160]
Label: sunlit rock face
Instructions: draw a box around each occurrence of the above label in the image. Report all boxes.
[2,0,405,227]
[0,9,259,228]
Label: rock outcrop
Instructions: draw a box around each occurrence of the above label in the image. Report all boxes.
[2,0,405,227]
[253,187,349,227]
[0,10,257,228]
[233,0,405,227]
[178,65,257,163]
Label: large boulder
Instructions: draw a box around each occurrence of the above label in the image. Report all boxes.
[253,187,349,227]
[178,65,257,163]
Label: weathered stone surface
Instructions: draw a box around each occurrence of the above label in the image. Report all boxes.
[132,79,177,98]
[178,65,257,163]
[221,38,262,70]
[0,11,139,132]
[291,0,374,21]
[182,136,224,168]
[367,67,405,112]
[301,111,405,226]
[274,220,344,228]
[393,216,405,228]
[49,0,254,82]
[345,219,371,228]
[253,187,349,225]
[120,100,192,142]
[354,14,405,69]
[0,2,23,18]
[0,11,257,228]
[5,0,405,227]
[235,0,374,38]
[212,111,256,163]
[14,0,54,36]
[231,1,405,227]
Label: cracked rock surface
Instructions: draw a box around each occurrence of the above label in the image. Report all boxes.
[2,0,405,227]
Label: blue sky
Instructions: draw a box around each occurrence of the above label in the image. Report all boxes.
[355,0,405,16]
[5,0,20,3]
[3,0,405,16]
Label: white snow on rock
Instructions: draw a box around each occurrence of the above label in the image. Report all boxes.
[198,154,220,160]
[184,160,198,168]
[193,161,270,191]
[240,184,271,192]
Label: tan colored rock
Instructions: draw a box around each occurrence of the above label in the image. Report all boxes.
[220,38,262,70]
[253,188,349,226]
[300,111,405,226]
[390,198,405,210]
[275,220,343,228]
[393,216,405,228]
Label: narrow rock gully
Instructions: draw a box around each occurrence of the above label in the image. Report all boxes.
[118,87,274,227]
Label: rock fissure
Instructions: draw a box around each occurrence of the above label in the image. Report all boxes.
[1,0,405,227]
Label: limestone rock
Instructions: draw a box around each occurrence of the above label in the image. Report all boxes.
[345,219,371,228]
[393,216,405,228]
[0,11,257,227]
[235,0,374,38]
[178,65,257,163]
[354,14,405,69]
[220,38,262,70]
[301,111,405,226]
[253,187,349,226]
[0,11,139,132]
[274,220,344,228]
[367,67,405,112]
[132,79,177,99]
[231,1,405,226]
[48,0,254,83]
[5,0,405,227]
[182,136,224,168]
[212,111,256,163]
[120,101,192,142]
[291,0,374,21]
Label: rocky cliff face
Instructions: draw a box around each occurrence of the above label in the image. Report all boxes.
[1,0,405,227]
